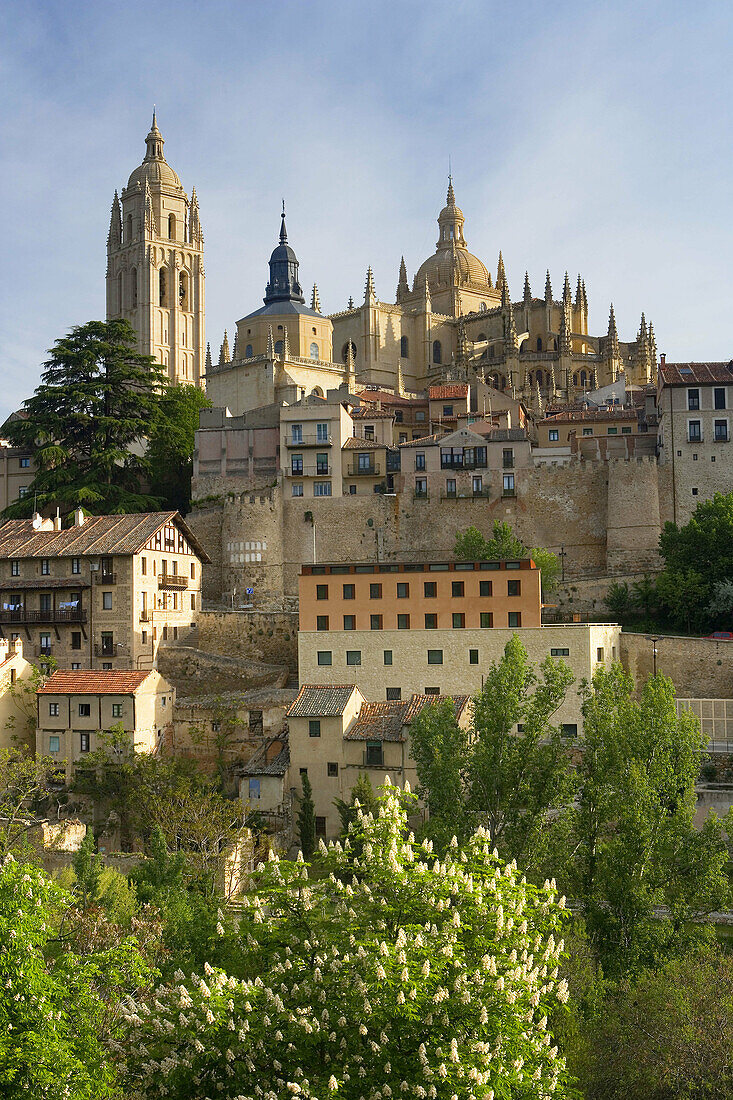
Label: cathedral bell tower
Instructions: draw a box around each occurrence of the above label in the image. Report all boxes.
[106,112,205,387]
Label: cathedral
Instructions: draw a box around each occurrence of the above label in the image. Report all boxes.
[108,117,656,412]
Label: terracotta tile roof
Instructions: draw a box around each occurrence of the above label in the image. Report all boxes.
[398,433,444,449]
[351,407,395,420]
[0,512,210,563]
[541,407,637,423]
[429,384,469,400]
[660,363,733,385]
[286,685,359,718]
[240,736,290,777]
[342,436,385,451]
[344,693,470,742]
[38,670,154,695]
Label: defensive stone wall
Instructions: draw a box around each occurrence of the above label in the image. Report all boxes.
[620,632,733,698]
[196,610,299,670]
[157,643,288,698]
[548,572,660,620]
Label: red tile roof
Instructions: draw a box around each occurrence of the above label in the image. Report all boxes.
[344,693,470,742]
[351,407,395,420]
[0,512,210,563]
[660,363,733,385]
[429,384,469,400]
[342,436,385,451]
[38,670,155,695]
[286,685,359,717]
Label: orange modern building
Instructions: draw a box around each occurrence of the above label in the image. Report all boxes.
[298,558,542,633]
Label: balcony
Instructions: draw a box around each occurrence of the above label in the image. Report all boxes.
[502,488,516,498]
[286,434,333,448]
[139,609,151,621]
[158,573,189,590]
[413,490,429,501]
[0,607,87,624]
[35,645,53,658]
[440,489,491,502]
[440,458,488,470]
[286,465,332,477]
[347,464,381,477]
[94,644,115,658]
[502,458,515,469]
[93,572,117,585]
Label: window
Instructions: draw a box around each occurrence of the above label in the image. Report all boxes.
[291,455,303,476]
[383,650,392,666]
[607,427,618,435]
[423,581,436,598]
[68,557,81,575]
[427,650,443,665]
[715,420,729,442]
[502,448,514,469]
[481,612,494,628]
[309,342,319,359]
[39,634,51,654]
[386,687,402,700]
[291,424,303,444]
[71,663,80,670]
[451,580,464,597]
[102,592,113,610]
[78,703,91,717]
[49,703,59,716]
[582,427,593,436]
[395,410,404,424]
[80,733,90,753]
[343,615,356,630]
[19,456,30,468]
[10,560,19,576]
[715,388,726,409]
[159,267,167,307]
[415,478,427,497]
[479,580,492,597]
[507,579,521,597]
[503,473,515,494]
[548,430,559,442]
[400,335,409,358]
[71,632,81,650]
[452,612,465,628]
[274,340,284,355]
[112,704,123,718]
[366,741,384,766]
[49,736,60,753]
[316,453,329,475]
[561,724,578,738]
[370,614,383,630]
[292,484,304,497]
[316,585,328,600]
[343,584,355,600]
[508,612,521,627]
[446,479,456,497]
[443,405,454,417]
[688,420,702,442]
[469,649,479,664]
[370,583,382,599]
[102,663,112,671]
[425,613,438,629]
[317,651,332,666]
[397,614,410,629]
[327,762,339,777]
[247,778,261,800]
[397,582,409,599]
[346,651,361,665]
[100,632,114,656]
[621,426,632,434]
[315,817,327,837]
[316,615,329,631]
[432,340,442,364]
[550,647,570,657]
[308,720,321,738]
[245,344,253,358]
[41,559,50,575]
[692,487,699,495]
[424,687,440,696]
[687,389,700,410]
[314,482,332,496]
[416,410,426,422]
[596,647,605,662]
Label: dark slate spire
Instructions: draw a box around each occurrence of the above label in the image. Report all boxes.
[263,203,305,305]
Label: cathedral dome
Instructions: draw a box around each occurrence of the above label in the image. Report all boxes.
[126,112,183,192]
[414,179,492,293]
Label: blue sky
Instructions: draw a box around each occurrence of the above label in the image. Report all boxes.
[1,0,732,420]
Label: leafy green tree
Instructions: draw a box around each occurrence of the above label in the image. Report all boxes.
[0,748,65,859]
[297,772,316,859]
[604,580,633,620]
[529,545,561,592]
[484,519,525,559]
[2,319,166,517]
[72,828,102,910]
[119,781,572,1100]
[454,522,560,592]
[452,524,488,560]
[570,666,729,976]
[708,578,733,623]
[408,696,469,848]
[656,568,709,633]
[146,383,211,514]
[0,856,148,1099]
[657,493,733,631]
[631,574,657,620]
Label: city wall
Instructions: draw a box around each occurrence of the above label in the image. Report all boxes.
[620,632,733,698]
[157,643,288,698]
[196,610,299,670]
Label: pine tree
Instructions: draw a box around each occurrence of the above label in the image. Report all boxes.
[297,773,316,859]
[72,828,102,910]
[3,319,167,516]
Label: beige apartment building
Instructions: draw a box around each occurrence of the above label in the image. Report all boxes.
[657,362,733,524]
[287,684,471,839]
[0,511,209,670]
[397,426,530,501]
[0,638,34,750]
[0,445,35,513]
[281,392,355,500]
[36,668,174,781]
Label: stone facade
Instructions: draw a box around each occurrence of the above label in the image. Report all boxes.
[620,632,733,699]
[196,610,298,670]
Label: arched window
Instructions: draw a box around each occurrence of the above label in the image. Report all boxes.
[309,342,319,360]
[536,337,542,351]
[274,340,284,355]
[341,341,357,363]
[553,338,558,351]
[529,372,534,386]
[117,271,123,312]
[126,214,133,243]
[131,267,138,308]
[580,370,587,387]
[536,369,543,387]
[159,268,167,307]
[490,373,499,389]
[179,272,187,310]
[311,387,323,397]
[245,344,253,358]
[488,345,495,359]
[573,374,578,386]
[400,335,409,358]
[168,214,176,240]
[432,340,442,364]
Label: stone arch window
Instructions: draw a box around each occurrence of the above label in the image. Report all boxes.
[117,271,123,312]
[432,340,442,365]
[274,340,284,355]
[311,387,324,397]
[536,337,543,351]
[245,344,253,358]
[341,341,357,363]
[580,370,588,387]
[159,268,167,308]
[126,214,133,243]
[490,373,500,389]
[179,272,188,310]
[131,267,138,308]
[310,342,319,360]
[553,338,558,351]
[573,373,578,386]
[400,335,409,358]
[536,369,543,387]
[168,214,176,240]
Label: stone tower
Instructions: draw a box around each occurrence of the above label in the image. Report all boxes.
[106,112,205,387]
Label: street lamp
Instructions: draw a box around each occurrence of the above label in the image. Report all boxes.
[646,635,662,677]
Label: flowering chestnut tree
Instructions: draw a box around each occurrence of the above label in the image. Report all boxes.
[119,781,571,1099]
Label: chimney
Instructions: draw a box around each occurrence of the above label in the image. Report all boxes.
[660,353,666,367]
[73,507,85,528]
[54,508,61,532]
[31,512,43,530]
